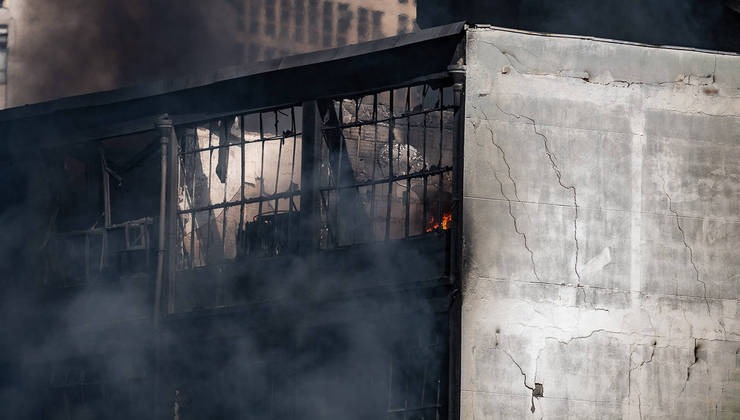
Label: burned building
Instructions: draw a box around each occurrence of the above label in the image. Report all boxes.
[0,20,739,420]
[0,23,464,419]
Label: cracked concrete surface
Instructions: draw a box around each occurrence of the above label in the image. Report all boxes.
[493,104,582,285]
[461,27,740,420]
[663,185,712,315]
[470,114,541,283]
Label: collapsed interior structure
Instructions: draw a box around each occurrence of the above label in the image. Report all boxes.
[0,23,465,419]
[1,20,739,420]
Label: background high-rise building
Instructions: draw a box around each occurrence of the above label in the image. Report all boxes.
[242,0,416,61]
[0,0,10,109]
[0,0,417,108]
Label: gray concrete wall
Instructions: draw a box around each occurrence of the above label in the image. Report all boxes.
[461,27,740,419]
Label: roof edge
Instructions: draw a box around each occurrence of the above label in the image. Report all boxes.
[468,24,740,56]
[0,21,466,123]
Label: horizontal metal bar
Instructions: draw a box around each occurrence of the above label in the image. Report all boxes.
[318,71,454,104]
[58,217,155,236]
[177,190,301,215]
[321,105,458,131]
[320,166,452,191]
[387,404,443,413]
[179,132,303,156]
[178,104,302,128]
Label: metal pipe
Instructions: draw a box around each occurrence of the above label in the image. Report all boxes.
[153,114,172,328]
[166,123,179,314]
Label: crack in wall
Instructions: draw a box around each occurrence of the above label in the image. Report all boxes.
[498,348,540,413]
[486,125,521,201]
[576,285,610,312]
[473,108,521,201]
[495,105,581,285]
[662,184,711,315]
[472,38,719,92]
[679,338,699,395]
[471,39,534,77]
[546,328,612,345]
[500,348,535,391]
[628,342,657,399]
[472,113,542,282]
[493,329,539,413]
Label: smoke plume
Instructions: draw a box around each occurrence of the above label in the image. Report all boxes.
[12,0,246,105]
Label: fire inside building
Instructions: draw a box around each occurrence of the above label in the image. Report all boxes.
[0,14,739,420]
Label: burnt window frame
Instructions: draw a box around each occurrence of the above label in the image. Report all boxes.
[317,81,458,249]
[175,105,303,270]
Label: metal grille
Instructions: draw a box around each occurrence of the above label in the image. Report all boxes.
[318,83,457,248]
[386,337,446,420]
[176,106,303,269]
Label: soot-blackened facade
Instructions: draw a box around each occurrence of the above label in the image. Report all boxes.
[0,23,466,419]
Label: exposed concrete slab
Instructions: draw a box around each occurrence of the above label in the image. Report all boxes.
[462,27,740,419]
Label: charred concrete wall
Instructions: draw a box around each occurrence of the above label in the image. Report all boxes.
[461,27,740,418]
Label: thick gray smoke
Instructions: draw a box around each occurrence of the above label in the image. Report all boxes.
[0,58,453,419]
[13,0,246,105]
[417,0,740,52]
[0,130,450,419]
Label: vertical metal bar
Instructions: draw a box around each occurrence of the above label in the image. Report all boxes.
[239,115,245,233]
[289,108,298,212]
[190,209,195,268]
[206,127,213,264]
[438,88,444,230]
[355,99,362,244]
[219,121,228,304]
[166,125,179,314]
[221,121,229,258]
[300,101,322,253]
[177,148,188,270]
[153,115,171,327]
[423,86,428,233]
[152,115,172,420]
[100,150,112,227]
[258,113,266,217]
[334,99,343,246]
[287,107,298,250]
[355,98,362,161]
[385,89,394,241]
[370,93,378,239]
[273,111,284,252]
[190,127,197,268]
[404,87,411,238]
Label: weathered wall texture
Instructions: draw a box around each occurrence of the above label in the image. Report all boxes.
[462,27,740,419]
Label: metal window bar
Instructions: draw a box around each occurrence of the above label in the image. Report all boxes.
[385,341,445,420]
[385,89,393,241]
[319,82,457,249]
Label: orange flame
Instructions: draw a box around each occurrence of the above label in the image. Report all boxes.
[426,212,452,232]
